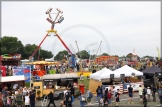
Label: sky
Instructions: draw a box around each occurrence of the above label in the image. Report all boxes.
[1,1,161,58]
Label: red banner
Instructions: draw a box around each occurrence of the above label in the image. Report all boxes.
[1,66,6,77]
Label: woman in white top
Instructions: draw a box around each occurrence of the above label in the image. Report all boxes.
[147,87,151,102]
[138,85,143,103]
[25,92,30,107]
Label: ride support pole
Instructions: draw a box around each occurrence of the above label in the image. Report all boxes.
[55,33,73,55]
[31,33,49,57]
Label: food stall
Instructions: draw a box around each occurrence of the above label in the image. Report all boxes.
[32,73,79,97]
[26,61,58,76]
[0,75,25,91]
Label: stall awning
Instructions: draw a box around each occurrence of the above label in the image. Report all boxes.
[0,75,25,82]
[42,73,79,80]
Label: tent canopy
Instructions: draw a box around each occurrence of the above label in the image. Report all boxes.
[0,75,25,82]
[26,61,58,65]
[113,65,143,78]
[142,65,161,74]
[42,73,79,80]
[90,67,113,81]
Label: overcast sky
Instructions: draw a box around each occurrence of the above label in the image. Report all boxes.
[1,1,161,58]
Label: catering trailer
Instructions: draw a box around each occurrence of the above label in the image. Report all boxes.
[32,73,79,98]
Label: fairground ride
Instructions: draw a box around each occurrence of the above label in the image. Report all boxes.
[29,8,73,61]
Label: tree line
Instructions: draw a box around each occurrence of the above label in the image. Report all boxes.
[0,36,53,60]
[0,36,153,61]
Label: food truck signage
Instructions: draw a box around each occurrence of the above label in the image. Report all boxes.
[34,86,40,89]
[44,80,54,81]
[61,78,73,81]
[13,65,31,82]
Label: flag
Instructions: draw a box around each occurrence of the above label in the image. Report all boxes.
[157,47,160,60]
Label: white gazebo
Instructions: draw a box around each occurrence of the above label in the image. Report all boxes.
[113,65,143,78]
[90,67,113,81]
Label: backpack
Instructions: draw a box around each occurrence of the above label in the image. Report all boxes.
[97,88,101,94]
[89,92,93,98]
[143,88,147,94]
[115,92,118,97]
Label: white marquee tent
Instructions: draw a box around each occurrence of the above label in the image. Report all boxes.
[90,67,113,81]
[113,65,143,78]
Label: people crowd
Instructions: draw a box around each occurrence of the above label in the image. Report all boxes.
[1,86,36,107]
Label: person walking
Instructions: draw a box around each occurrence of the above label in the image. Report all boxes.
[87,90,93,107]
[16,90,23,107]
[112,86,116,102]
[147,87,151,102]
[96,86,102,103]
[78,93,85,107]
[115,89,121,107]
[47,91,56,107]
[157,86,162,104]
[128,85,134,104]
[107,89,113,107]
[143,95,147,107]
[29,91,36,107]
[150,84,156,102]
[104,88,108,106]
[138,85,143,103]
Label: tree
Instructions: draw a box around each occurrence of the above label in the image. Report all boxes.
[0,36,25,55]
[102,53,109,56]
[23,44,53,60]
[54,50,68,61]
[78,50,90,59]
[126,53,133,58]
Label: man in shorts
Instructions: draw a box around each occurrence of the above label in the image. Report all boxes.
[128,84,134,104]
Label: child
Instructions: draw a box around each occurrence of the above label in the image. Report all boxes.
[6,97,11,107]
[11,94,16,107]
[25,92,30,107]
[143,95,147,107]
[99,97,104,107]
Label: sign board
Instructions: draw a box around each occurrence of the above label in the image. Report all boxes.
[44,80,53,82]
[120,74,125,79]
[34,86,40,89]
[110,74,114,79]
[13,65,31,82]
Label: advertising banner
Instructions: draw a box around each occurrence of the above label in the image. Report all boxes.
[13,65,31,82]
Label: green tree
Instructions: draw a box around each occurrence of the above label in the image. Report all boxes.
[0,36,25,55]
[126,53,133,58]
[78,50,90,59]
[54,50,68,61]
[24,44,53,60]
[102,53,109,56]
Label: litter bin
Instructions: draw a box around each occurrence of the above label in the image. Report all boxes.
[79,84,85,94]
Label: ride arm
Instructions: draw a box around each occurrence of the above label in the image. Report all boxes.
[31,33,49,57]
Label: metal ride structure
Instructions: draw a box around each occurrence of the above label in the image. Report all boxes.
[30,8,73,60]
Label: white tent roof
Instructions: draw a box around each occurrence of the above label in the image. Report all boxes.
[90,67,113,81]
[113,65,143,78]
[0,75,25,82]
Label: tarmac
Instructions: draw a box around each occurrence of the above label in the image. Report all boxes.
[35,92,162,107]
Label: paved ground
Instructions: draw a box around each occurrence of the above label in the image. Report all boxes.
[36,92,161,107]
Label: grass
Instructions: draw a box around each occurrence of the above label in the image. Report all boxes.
[25,82,30,88]
[78,76,90,89]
